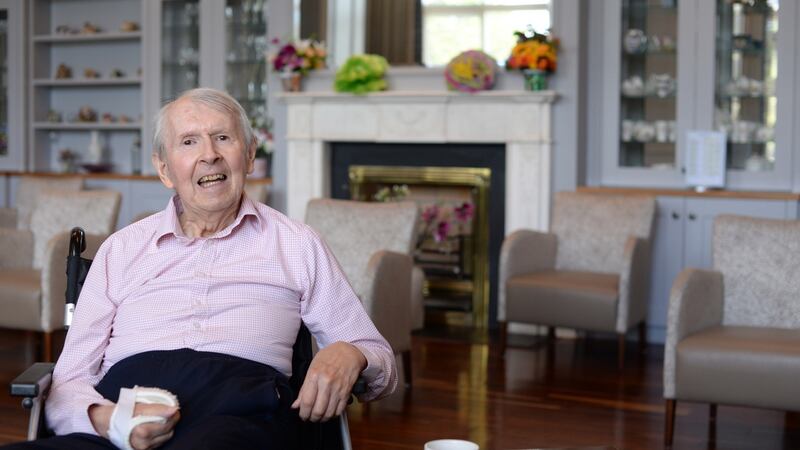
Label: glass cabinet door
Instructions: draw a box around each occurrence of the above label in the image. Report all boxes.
[161,0,200,102]
[714,0,778,172]
[619,0,679,169]
[225,0,267,122]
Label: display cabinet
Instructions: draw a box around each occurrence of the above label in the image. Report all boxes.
[27,0,145,174]
[598,0,799,191]
[0,0,25,170]
[144,0,268,161]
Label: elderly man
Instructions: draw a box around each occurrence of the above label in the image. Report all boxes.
[4,88,396,450]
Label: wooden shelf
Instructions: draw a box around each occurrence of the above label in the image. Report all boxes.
[32,32,142,43]
[33,122,142,131]
[32,78,142,87]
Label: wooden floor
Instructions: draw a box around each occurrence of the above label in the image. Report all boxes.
[1,328,799,449]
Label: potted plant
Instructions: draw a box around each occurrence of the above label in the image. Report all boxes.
[271,38,326,92]
[505,29,559,91]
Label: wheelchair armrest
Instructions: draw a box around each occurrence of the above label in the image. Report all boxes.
[11,363,56,401]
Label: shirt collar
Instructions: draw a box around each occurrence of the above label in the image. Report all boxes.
[152,193,262,249]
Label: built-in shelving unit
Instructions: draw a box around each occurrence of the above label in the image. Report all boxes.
[28,0,145,175]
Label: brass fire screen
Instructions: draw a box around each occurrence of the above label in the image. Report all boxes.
[349,165,491,330]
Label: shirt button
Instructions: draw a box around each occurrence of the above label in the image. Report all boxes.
[195,271,205,278]
[193,321,201,329]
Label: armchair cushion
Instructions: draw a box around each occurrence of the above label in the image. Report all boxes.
[29,190,120,269]
[676,325,800,411]
[552,192,655,273]
[714,215,800,328]
[0,268,42,329]
[14,176,83,230]
[506,270,619,332]
[0,207,17,228]
[0,228,34,269]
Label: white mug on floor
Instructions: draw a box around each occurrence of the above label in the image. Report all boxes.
[424,439,479,450]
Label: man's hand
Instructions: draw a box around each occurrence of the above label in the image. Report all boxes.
[89,403,180,450]
[291,341,367,422]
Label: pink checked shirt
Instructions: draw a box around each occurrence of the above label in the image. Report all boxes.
[46,195,397,435]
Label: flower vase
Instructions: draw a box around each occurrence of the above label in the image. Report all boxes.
[522,69,548,91]
[280,72,303,92]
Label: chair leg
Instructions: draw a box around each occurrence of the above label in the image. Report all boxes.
[402,350,412,388]
[665,399,676,446]
[42,332,53,363]
[708,403,718,445]
[498,321,508,355]
[617,334,625,370]
[638,321,647,354]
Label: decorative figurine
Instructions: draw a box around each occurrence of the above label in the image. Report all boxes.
[58,148,78,173]
[101,113,116,123]
[118,114,133,124]
[55,63,72,79]
[83,68,101,79]
[81,22,101,34]
[109,69,125,78]
[78,106,97,122]
[55,25,76,35]
[47,110,62,123]
[120,21,139,32]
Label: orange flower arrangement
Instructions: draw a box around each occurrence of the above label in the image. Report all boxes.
[505,30,559,73]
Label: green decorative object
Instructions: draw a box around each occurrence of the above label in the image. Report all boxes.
[334,54,389,94]
[522,69,548,91]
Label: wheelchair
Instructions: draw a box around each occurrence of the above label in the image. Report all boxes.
[11,228,364,450]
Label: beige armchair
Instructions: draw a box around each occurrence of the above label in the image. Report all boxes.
[0,175,83,229]
[0,190,121,361]
[305,198,419,386]
[664,215,800,446]
[498,192,656,367]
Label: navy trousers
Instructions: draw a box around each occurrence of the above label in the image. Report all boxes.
[3,349,299,450]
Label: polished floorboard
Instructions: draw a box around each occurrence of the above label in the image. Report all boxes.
[1,328,798,449]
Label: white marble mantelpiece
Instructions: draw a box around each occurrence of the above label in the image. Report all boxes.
[281,90,557,234]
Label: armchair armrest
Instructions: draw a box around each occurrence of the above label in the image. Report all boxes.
[498,229,557,322]
[362,250,413,354]
[616,236,651,333]
[663,268,723,399]
[0,228,34,269]
[0,207,17,228]
[10,362,56,441]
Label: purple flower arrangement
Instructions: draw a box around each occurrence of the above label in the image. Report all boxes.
[271,38,326,75]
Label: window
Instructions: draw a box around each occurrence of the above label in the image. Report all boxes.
[422,0,551,67]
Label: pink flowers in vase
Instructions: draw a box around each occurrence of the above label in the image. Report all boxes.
[421,201,475,244]
[270,38,326,75]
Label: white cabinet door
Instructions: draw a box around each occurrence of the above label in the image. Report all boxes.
[647,196,684,341]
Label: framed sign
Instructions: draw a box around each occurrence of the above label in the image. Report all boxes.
[685,131,727,191]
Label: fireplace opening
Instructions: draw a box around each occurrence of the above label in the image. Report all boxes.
[330,142,505,331]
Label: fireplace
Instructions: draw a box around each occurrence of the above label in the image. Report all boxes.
[331,143,504,329]
[281,90,556,331]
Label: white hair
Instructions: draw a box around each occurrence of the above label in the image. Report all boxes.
[153,88,255,159]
